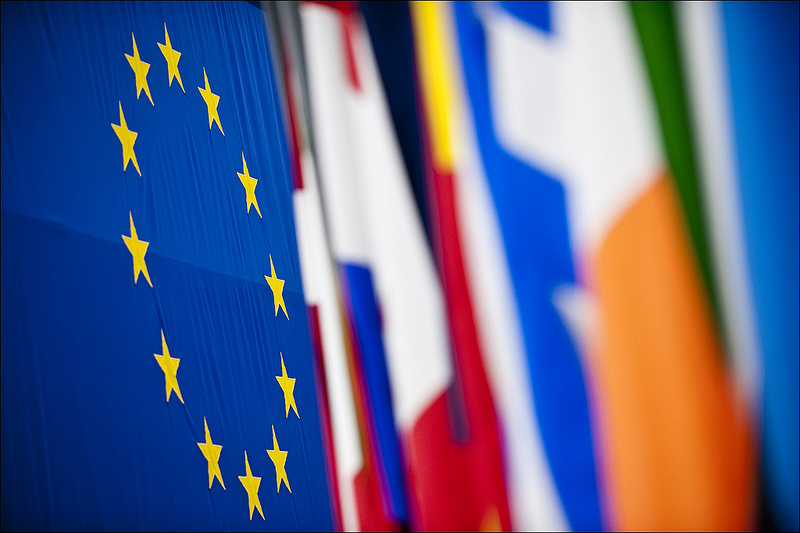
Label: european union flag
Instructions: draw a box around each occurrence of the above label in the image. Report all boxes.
[1,2,334,530]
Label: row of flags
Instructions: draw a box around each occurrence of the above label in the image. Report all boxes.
[273,1,798,531]
[2,1,797,531]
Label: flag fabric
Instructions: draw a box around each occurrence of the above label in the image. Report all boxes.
[412,6,601,529]
[1,2,334,530]
[4,2,796,532]
[298,2,413,528]
[674,0,763,438]
[359,1,432,246]
[718,4,798,529]
[407,3,528,531]
[277,2,365,530]
[677,2,799,530]
[299,2,512,530]
[467,2,755,530]
[629,2,723,335]
[411,1,756,530]
[411,2,600,530]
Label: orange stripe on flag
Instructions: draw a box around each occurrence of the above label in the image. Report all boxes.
[592,174,754,531]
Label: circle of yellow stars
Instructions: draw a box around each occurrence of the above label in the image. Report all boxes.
[112,23,301,521]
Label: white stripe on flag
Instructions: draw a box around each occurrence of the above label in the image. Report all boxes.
[294,150,363,532]
[675,0,762,414]
[449,30,570,527]
[300,1,452,435]
[483,1,663,255]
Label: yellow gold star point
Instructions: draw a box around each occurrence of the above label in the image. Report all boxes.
[157,23,184,93]
[266,425,291,494]
[125,33,153,105]
[197,417,225,490]
[198,67,223,135]
[153,330,183,403]
[264,254,288,320]
[237,153,262,217]
[122,212,151,286]
[238,451,264,520]
[276,353,298,418]
[111,102,141,176]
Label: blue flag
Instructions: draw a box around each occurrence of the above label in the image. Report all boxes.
[1,1,333,530]
[721,3,799,529]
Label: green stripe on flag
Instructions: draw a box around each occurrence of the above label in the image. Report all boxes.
[629,0,726,350]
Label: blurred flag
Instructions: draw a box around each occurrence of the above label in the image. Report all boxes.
[275,2,365,530]
[299,1,512,530]
[677,2,799,530]
[298,2,413,528]
[412,1,756,530]
[718,4,799,529]
[1,2,334,530]
[475,2,755,530]
[360,1,432,247]
[411,2,600,531]
[629,2,724,347]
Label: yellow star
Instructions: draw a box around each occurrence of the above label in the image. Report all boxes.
[125,33,153,105]
[198,67,224,135]
[121,212,152,286]
[238,451,264,520]
[197,417,226,490]
[276,353,299,418]
[157,23,184,93]
[111,102,141,176]
[153,330,183,403]
[264,254,288,320]
[266,425,291,494]
[237,153,262,217]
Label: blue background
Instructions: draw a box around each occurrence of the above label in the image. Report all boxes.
[723,2,799,530]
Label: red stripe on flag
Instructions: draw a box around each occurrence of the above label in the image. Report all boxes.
[340,10,361,91]
[305,1,361,91]
[353,467,401,532]
[403,120,512,531]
